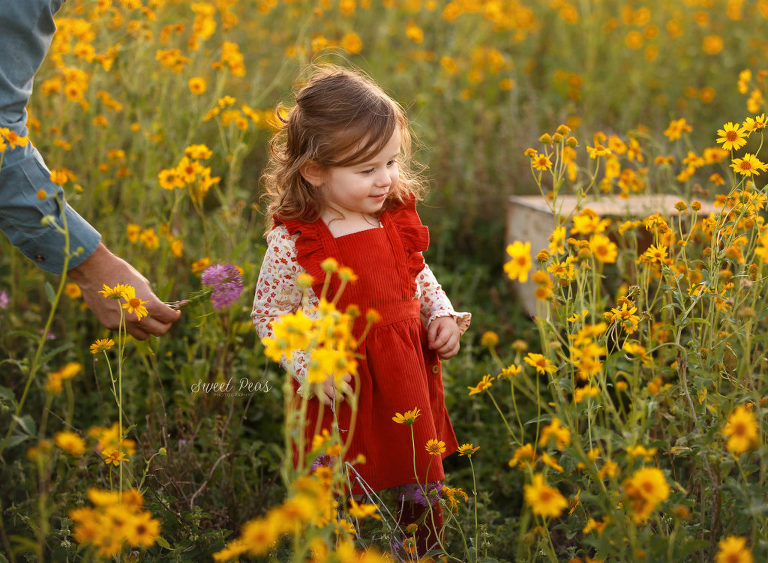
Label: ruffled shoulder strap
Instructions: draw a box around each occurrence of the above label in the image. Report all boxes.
[386,195,430,252]
[273,215,336,291]
[384,195,429,279]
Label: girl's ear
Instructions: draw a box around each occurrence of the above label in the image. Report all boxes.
[300,160,325,188]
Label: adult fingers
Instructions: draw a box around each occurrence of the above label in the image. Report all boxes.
[144,294,182,325]
[132,316,174,338]
[125,322,149,340]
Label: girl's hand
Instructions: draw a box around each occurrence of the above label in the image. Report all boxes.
[318,374,353,405]
[428,316,461,359]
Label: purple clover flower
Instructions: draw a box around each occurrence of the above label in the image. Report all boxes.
[0,290,7,310]
[311,455,334,472]
[39,329,55,340]
[402,481,443,507]
[201,264,244,311]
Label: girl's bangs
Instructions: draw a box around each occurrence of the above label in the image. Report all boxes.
[329,107,397,167]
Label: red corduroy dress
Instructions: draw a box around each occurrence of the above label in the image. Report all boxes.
[276,198,458,493]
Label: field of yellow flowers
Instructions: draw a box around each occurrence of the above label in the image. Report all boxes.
[3,0,768,561]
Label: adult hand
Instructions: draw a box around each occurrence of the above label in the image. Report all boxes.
[67,243,181,339]
[427,316,461,359]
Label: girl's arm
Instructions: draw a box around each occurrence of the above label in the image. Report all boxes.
[251,226,309,384]
[416,262,471,333]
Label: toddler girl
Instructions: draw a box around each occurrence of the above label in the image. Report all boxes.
[251,65,470,555]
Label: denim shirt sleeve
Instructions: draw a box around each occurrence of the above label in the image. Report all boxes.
[0,0,101,274]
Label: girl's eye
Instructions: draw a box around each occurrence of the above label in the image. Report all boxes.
[387,160,396,166]
[361,168,374,175]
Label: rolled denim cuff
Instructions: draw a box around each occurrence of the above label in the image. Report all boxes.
[0,146,101,273]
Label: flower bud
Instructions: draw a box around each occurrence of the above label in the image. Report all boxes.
[346,304,361,318]
[338,266,357,282]
[365,308,381,323]
[737,306,755,318]
[539,133,552,144]
[531,270,550,285]
[481,331,500,348]
[321,257,339,273]
[297,273,314,288]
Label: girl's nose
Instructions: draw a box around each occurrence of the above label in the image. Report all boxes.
[374,168,392,187]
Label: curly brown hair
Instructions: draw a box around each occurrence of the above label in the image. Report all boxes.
[262,64,426,231]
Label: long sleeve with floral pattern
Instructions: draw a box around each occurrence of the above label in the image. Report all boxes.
[251,225,470,385]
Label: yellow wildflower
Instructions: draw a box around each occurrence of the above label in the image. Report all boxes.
[524,474,568,518]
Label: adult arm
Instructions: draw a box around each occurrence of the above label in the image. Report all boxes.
[0,0,100,273]
[0,0,180,338]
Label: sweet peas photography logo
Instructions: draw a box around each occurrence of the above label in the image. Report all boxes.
[190,377,271,397]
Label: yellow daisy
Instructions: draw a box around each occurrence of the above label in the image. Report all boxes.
[716,122,748,151]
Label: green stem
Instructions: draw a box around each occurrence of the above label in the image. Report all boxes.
[485,389,515,438]
[469,456,479,560]
[0,195,71,460]
[118,306,125,496]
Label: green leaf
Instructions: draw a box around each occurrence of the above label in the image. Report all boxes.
[0,359,26,370]
[39,342,75,365]
[155,536,172,550]
[9,534,39,555]
[0,385,15,403]
[45,282,56,304]
[11,414,36,437]
[5,434,31,448]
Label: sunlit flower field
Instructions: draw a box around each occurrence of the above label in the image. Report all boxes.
[3,0,768,560]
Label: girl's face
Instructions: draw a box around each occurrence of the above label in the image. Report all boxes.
[320,127,401,218]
